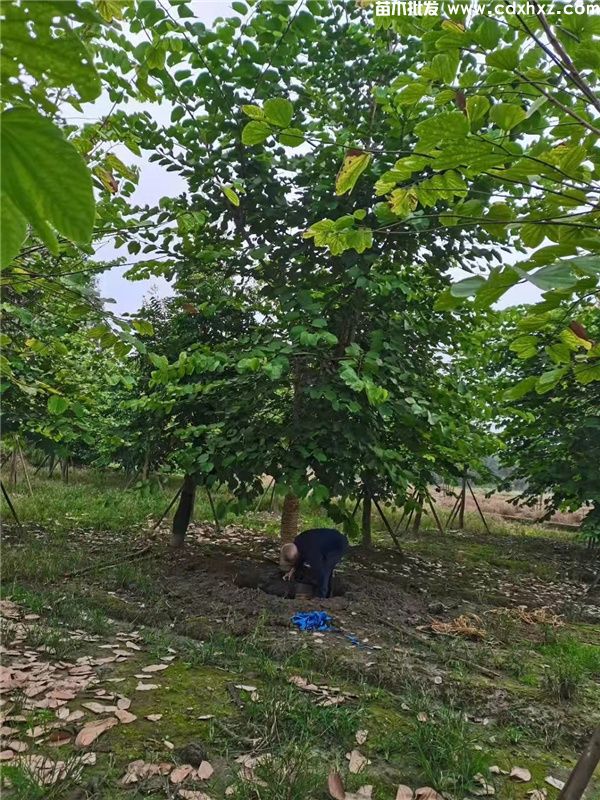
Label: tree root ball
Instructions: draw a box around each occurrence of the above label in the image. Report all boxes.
[233,563,346,598]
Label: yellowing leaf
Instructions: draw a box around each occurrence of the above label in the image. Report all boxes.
[335,150,372,196]
[222,186,240,206]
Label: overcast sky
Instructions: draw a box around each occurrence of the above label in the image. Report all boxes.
[94,1,541,316]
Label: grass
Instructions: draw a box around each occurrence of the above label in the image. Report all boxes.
[404,704,489,796]
[2,470,598,800]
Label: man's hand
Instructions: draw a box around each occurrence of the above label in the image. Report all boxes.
[282,567,296,582]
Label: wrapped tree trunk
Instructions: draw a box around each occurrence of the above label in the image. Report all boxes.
[280,492,299,543]
[171,474,196,547]
[361,488,372,548]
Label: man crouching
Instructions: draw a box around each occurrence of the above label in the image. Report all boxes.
[280,527,348,598]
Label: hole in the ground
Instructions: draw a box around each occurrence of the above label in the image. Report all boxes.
[234,563,346,598]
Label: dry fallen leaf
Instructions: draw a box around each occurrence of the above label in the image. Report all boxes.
[47,730,71,747]
[0,750,14,761]
[347,749,368,774]
[82,702,117,714]
[510,767,532,783]
[417,712,428,723]
[355,729,368,745]
[135,682,159,691]
[178,791,214,800]
[115,709,137,724]
[415,788,444,800]
[142,664,169,673]
[526,791,547,800]
[197,760,214,780]
[396,785,414,800]
[328,770,346,800]
[117,697,131,710]
[545,776,565,790]
[7,740,28,753]
[234,684,257,692]
[146,714,163,722]
[75,717,118,748]
[346,787,373,800]
[170,764,195,784]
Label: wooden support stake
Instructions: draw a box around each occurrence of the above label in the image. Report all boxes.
[372,495,403,551]
[558,725,600,800]
[16,437,33,497]
[152,485,183,531]
[254,478,275,513]
[467,480,491,535]
[1,481,23,532]
[445,492,462,530]
[206,487,221,533]
[33,454,49,476]
[426,493,445,535]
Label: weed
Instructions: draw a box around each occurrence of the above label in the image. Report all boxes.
[404,704,488,795]
[242,683,362,749]
[542,657,584,701]
[24,623,78,660]
[229,743,328,800]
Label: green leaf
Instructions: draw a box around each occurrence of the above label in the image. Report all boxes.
[434,287,463,310]
[242,104,265,120]
[395,83,428,106]
[279,127,304,147]
[489,103,527,131]
[473,267,519,308]
[1,108,95,254]
[232,1,247,13]
[263,98,293,128]
[574,361,600,384]
[503,376,538,401]
[335,151,371,196]
[535,366,569,393]
[466,95,490,128]
[521,223,546,248]
[527,262,578,290]
[47,394,69,415]
[222,185,240,206]
[510,335,538,359]
[546,343,571,364]
[132,319,154,336]
[450,275,486,297]
[0,192,27,267]
[486,46,519,71]
[241,120,271,146]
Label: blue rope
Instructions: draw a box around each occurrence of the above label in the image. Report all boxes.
[291,611,334,631]
[291,611,367,648]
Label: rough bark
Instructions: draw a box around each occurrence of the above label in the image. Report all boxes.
[361,488,372,548]
[280,492,300,543]
[171,474,196,547]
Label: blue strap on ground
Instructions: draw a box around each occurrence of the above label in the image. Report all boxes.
[291,611,333,631]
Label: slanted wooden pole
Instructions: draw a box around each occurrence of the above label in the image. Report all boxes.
[458,473,467,529]
[372,495,402,551]
[152,484,183,531]
[467,480,491,534]
[1,481,23,532]
[558,725,600,800]
[16,437,33,497]
[426,492,445,535]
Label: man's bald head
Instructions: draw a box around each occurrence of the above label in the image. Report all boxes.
[280,542,299,569]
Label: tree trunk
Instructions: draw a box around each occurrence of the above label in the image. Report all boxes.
[61,458,69,484]
[280,492,300,543]
[413,495,423,534]
[48,455,57,477]
[171,474,196,547]
[141,447,150,481]
[361,488,372,548]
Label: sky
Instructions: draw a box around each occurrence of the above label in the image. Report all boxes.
[94,0,541,316]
